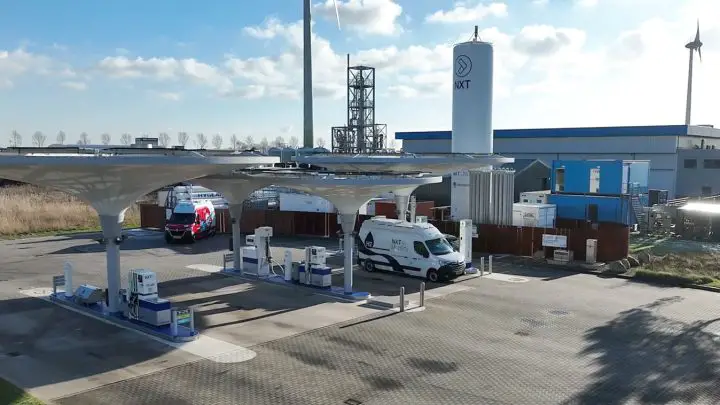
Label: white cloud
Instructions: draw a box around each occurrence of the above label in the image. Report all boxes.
[575,0,599,7]
[532,0,549,6]
[156,91,181,101]
[512,25,586,56]
[96,56,233,92]
[426,2,508,24]
[60,81,87,91]
[313,0,403,36]
[0,48,54,87]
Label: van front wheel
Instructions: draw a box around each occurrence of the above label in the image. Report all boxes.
[426,269,439,283]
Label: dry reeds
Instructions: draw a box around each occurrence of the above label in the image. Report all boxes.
[0,185,140,237]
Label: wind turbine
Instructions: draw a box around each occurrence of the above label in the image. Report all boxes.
[684,20,703,126]
[303,0,341,149]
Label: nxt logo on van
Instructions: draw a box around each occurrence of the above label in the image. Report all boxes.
[455,80,471,89]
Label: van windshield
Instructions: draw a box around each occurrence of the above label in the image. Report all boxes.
[169,213,195,224]
[425,238,454,256]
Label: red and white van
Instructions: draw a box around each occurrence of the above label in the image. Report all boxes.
[164,200,217,243]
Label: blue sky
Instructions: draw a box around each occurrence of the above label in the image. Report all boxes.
[0,0,717,148]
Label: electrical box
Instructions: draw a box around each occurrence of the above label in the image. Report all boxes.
[553,249,574,263]
[128,269,158,298]
[254,226,273,238]
[415,216,428,224]
[73,284,105,305]
[306,246,327,266]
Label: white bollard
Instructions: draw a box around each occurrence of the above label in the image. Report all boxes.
[284,250,293,282]
[489,255,493,273]
[63,262,74,297]
[480,257,485,276]
[399,287,405,312]
[419,282,425,307]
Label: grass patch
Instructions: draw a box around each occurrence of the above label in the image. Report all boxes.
[628,235,668,253]
[0,378,43,405]
[0,185,141,239]
[633,252,720,289]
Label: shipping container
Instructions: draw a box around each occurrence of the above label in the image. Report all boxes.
[520,190,551,204]
[512,203,556,228]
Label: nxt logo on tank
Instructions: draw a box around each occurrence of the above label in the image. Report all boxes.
[455,79,471,89]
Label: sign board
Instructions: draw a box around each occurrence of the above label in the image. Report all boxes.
[52,275,65,295]
[176,308,192,325]
[542,234,567,248]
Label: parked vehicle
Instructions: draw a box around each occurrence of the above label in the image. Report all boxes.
[357,216,466,282]
[164,200,216,243]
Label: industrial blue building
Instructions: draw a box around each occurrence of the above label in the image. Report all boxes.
[396,124,720,198]
[547,159,650,226]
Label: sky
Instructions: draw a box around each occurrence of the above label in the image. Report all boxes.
[0,0,718,148]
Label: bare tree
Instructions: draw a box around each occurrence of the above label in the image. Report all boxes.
[9,130,22,147]
[78,132,90,145]
[32,131,47,147]
[158,132,170,147]
[212,134,223,149]
[177,132,189,147]
[244,135,255,148]
[316,137,326,148]
[56,130,66,145]
[101,133,111,145]
[195,133,208,149]
[273,136,285,147]
[229,134,239,150]
[288,135,299,149]
[259,136,269,152]
[120,133,133,145]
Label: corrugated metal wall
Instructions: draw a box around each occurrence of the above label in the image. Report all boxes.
[469,170,513,225]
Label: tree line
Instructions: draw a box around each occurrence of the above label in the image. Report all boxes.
[5,131,327,150]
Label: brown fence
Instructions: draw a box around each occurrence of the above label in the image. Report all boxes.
[433,220,629,262]
[140,204,371,237]
[141,204,629,262]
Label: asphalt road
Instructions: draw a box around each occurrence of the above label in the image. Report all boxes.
[1,230,719,405]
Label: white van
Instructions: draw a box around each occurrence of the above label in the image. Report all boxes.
[357,217,466,282]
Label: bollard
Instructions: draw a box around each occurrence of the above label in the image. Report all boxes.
[480,257,485,276]
[63,262,74,297]
[338,237,343,253]
[489,255,493,273]
[170,309,178,337]
[284,250,293,282]
[419,282,425,307]
[189,307,195,332]
[399,287,405,312]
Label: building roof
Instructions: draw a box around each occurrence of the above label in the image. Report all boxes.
[395,125,720,141]
[500,158,549,172]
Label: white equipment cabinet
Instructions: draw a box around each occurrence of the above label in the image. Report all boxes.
[586,239,598,264]
[459,219,473,269]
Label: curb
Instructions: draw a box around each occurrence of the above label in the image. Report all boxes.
[498,258,720,293]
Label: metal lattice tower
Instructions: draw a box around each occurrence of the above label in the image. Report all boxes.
[332,54,387,154]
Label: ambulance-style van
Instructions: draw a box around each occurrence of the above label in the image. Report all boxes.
[357,216,466,282]
[164,200,216,243]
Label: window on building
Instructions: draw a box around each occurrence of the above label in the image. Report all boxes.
[589,168,600,193]
[684,159,697,168]
[702,186,712,196]
[703,159,720,169]
[554,168,565,192]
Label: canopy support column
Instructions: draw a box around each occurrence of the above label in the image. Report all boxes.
[100,212,125,313]
[229,204,244,273]
[338,213,357,294]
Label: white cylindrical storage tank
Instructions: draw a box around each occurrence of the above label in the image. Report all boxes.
[451,37,493,154]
